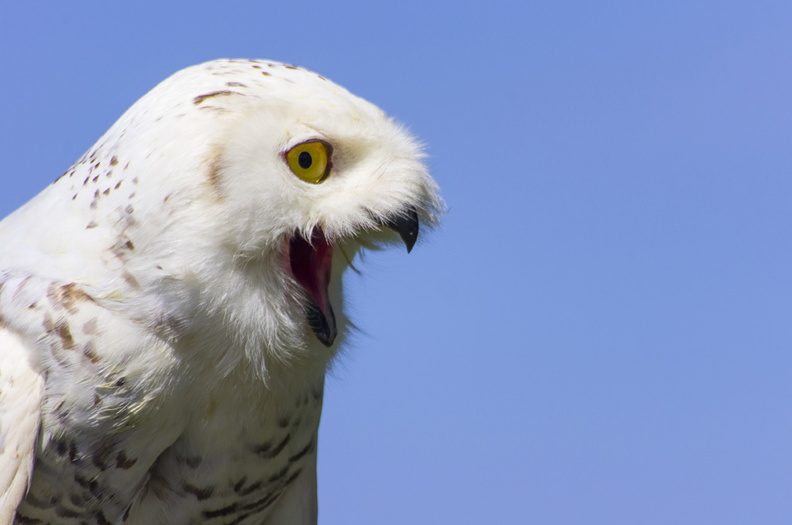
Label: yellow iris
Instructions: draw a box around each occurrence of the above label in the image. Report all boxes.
[286,141,331,183]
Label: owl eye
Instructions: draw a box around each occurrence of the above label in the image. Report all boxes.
[286,140,332,183]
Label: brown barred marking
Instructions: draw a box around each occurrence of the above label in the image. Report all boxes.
[54,438,68,457]
[83,341,100,364]
[54,321,75,350]
[182,482,214,500]
[267,465,289,483]
[14,512,42,524]
[240,490,281,512]
[52,283,95,313]
[116,450,137,469]
[251,434,290,459]
[96,509,112,525]
[205,144,226,195]
[122,271,140,289]
[202,502,239,519]
[83,318,99,335]
[68,440,78,463]
[235,479,263,497]
[283,468,303,487]
[232,476,247,493]
[192,90,240,105]
[288,440,313,464]
[91,441,114,469]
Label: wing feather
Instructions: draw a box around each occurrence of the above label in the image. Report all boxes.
[0,328,43,523]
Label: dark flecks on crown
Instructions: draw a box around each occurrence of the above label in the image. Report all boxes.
[192,90,242,105]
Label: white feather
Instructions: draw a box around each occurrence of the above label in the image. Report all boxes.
[0,329,44,523]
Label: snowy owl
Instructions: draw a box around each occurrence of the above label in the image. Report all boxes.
[0,59,441,524]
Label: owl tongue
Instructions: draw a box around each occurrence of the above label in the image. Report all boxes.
[289,229,337,347]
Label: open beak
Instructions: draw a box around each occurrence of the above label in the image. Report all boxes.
[288,208,420,347]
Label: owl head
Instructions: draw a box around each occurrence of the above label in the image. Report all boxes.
[65,60,442,366]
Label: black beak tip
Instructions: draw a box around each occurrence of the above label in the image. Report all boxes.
[386,208,420,253]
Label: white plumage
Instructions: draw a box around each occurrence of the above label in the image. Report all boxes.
[0,59,441,524]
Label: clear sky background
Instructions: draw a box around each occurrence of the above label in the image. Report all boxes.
[2,2,792,524]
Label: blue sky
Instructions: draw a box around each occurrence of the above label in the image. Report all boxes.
[2,1,792,523]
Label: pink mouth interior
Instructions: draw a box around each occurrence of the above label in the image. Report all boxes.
[289,229,333,316]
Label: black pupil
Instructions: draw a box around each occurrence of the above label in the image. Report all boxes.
[298,151,313,170]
